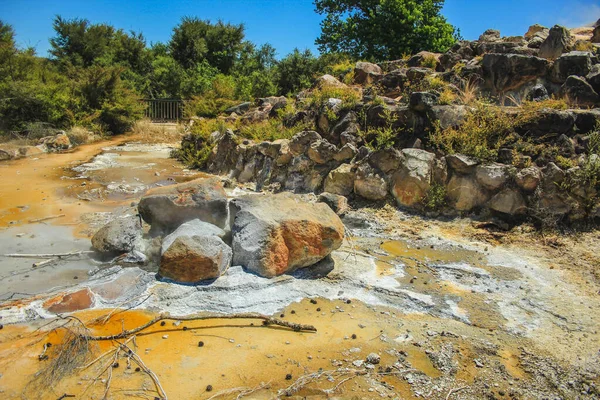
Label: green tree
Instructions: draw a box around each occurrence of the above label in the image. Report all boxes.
[169,17,245,73]
[276,49,320,95]
[49,16,115,67]
[314,0,459,61]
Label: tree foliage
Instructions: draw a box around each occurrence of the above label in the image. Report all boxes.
[314,0,459,61]
[169,17,245,74]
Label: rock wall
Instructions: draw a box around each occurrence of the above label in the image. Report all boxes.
[198,128,599,225]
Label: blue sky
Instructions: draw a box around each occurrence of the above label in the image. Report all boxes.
[1,0,599,58]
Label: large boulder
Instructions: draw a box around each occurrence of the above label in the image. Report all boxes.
[354,164,388,201]
[318,192,350,216]
[368,148,403,174]
[138,177,228,233]
[160,235,232,284]
[517,108,575,136]
[307,139,337,164]
[161,219,226,252]
[390,149,435,208]
[560,76,600,107]
[230,193,345,278]
[482,53,549,93]
[324,163,355,196]
[489,189,527,216]
[550,51,593,83]
[39,132,71,151]
[515,166,542,192]
[447,175,489,212]
[289,131,322,155]
[91,215,142,255]
[475,163,510,191]
[479,29,501,42]
[314,74,347,89]
[446,154,479,174]
[539,25,575,60]
[354,62,382,85]
[225,102,251,115]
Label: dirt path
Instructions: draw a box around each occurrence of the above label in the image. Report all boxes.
[0,139,598,399]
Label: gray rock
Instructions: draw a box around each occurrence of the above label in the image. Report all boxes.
[368,148,404,174]
[161,219,226,254]
[354,62,382,85]
[479,29,501,42]
[138,177,229,233]
[446,154,479,174]
[333,143,357,162]
[225,102,251,115]
[539,25,575,60]
[409,91,440,112]
[489,189,527,216]
[230,193,345,278]
[307,139,337,164]
[391,149,435,208]
[318,192,350,216]
[289,131,322,155]
[324,163,355,196]
[313,74,347,89]
[160,235,232,284]
[91,215,142,254]
[482,53,549,93]
[560,76,600,107]
[447,175,489,211]
[526,84,549,102]
[354,164,388,201]
[551,51,592,83]
[366,353,381,365]
[475,164,510,191]
[515,167,542,192]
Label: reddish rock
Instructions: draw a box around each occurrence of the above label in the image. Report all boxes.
[44,288,94,313]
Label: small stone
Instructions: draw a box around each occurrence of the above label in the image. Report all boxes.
[366,353,381,365]
[351,334,357,339]
[285,373,293,380]
[162,335,168,339]
[206,385,213,392]
[198,341,204,347]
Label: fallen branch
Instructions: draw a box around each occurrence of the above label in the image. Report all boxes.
[122,342,168,400]
[81,313,317,341]
[207,381,271,400]
[2,250,93,259]
[446,385,468,400]
[29,214,66,223]
[33,259,55,268]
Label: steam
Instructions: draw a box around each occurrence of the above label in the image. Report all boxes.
[557,1,600,28]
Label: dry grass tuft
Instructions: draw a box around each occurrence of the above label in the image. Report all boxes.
[132,119,185,144]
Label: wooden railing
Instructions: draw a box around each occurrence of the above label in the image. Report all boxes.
[141,99,184,122]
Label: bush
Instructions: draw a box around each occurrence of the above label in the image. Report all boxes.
[429,103,514,161]
[422,183,447,211]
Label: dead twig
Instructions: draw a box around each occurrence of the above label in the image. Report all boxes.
[81,313,317,341]
[122,342,168,400]
[446,385,468,400]
[28,214,65,223]
[3,250,93,259]
[206,381,271,400]
[32,259,55,268]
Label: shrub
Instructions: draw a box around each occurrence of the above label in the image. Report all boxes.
[429,103,514,161]
[306,85,361,111]
[422,183,447,211]
[421,55,438,69]
[359,107,396,150]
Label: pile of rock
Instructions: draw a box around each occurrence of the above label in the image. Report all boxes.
[91,177,345,284]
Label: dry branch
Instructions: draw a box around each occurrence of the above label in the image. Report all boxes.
[3,250,93,259]
[29,214,65,223]
[81,313,317,341]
